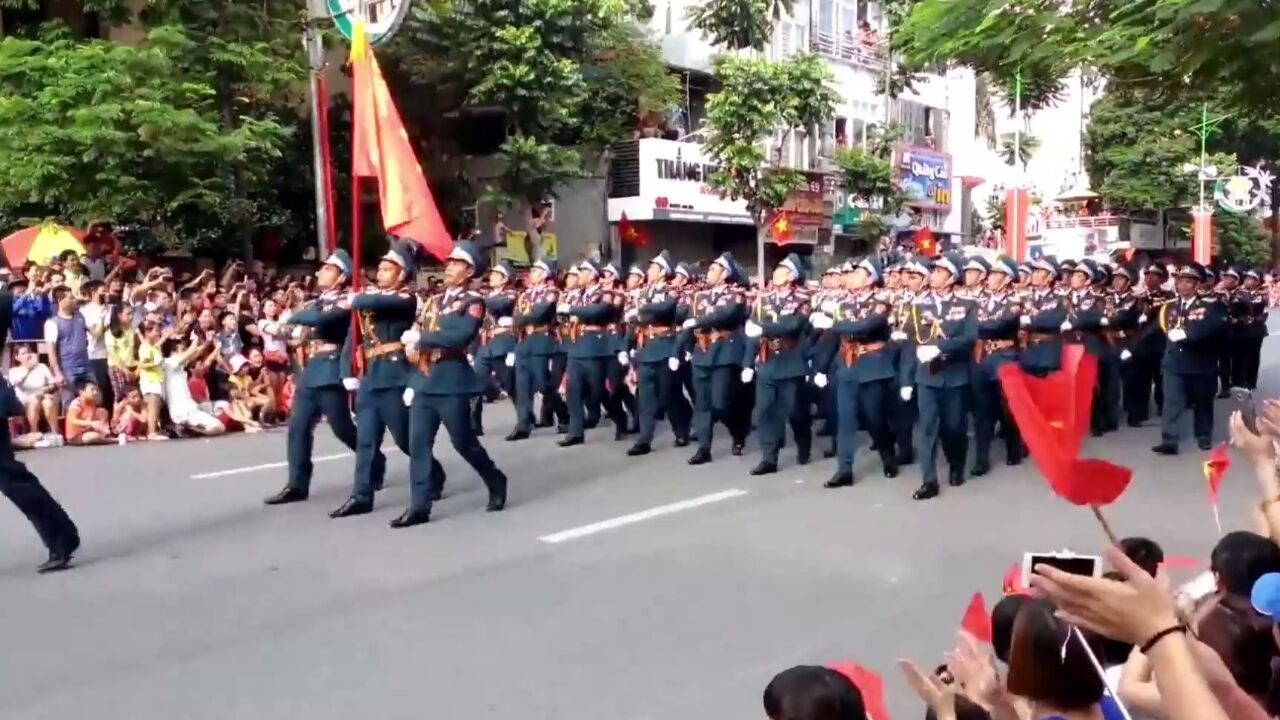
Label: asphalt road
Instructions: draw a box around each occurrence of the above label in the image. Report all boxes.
[3,329,1278,720]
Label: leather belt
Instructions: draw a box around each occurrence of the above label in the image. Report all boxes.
[694,328,732,352]
[364,341,404,359]
[758,337,798,362]
[527,325,552,334]
[414,347,468,373]
[581,325,607,333]
[307,341,340,356]
[984,339,1016,352]
[1028,332,1056,345]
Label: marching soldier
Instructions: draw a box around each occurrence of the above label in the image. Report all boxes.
[742,253,812,475]
[507,258,567,440]
[625,250,692,456]
[684,252,750,465]
[815,256,898,488]
[970,255,1024,476]
[959,256,988,300]
[1129,264,1173,423]
[470,259,519,436]
[1152,263,1226,455]
[899,253,976,501]
[811,265,845,439]
[558,260,629,446]
[1107,264,1150,428]
[1018,256,1069,376]
[1216,267,1246,396]
[601,263,638,433]
[265,249,376,507]
[1062,259,1117,436]
[330,240,424,519]
[890,259,929,467]
[396,241,508,528]
[1238,269,1269,389]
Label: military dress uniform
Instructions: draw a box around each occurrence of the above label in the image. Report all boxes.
[890,263,928,467]
[470,260,519,435]
[1064,260,1118,435]
[1153,264,1226,455]
[560,261,629,445]
[743,254,812,475]
[1238,270,1268,389]
[900,254,977,500]
[0,289,80,572]
[821,257,898,487]
[331,241,422,519]
[1129,268,1173,423]
[601,264,638,434]
[685,253,749,465]
[1106,266,1152,427]
[626,257,692,455]
[398,242,508,527]
[508,260,567,439]
[971,256,1024,475]
[1018,258,1069,376]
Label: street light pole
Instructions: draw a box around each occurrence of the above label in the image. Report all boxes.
[305,0,335,259]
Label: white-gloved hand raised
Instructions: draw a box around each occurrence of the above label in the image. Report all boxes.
[1020,315,1031,326]
[741,368,755,383]
[809,312,834,330]
[292,326,306,339]
[1167,328,1187,342]
[504,353,516,367]
[821,299,839,314]
[617,351,629,366]
[813,373,828,388]
[891,330,908,341]
[668,357,680,372]
[1120,349,1133,361]
[400,329,421,346]
[900,386,913,402]
[682,318,696,329]
[1100,317,1110,327]
[556,303,570,314]
[1060,321,1073,332]
[1138,314,1148,324]
[497,316,513,328]
[625,308,638,322]
[342,377,360,391]
[744,320,763,338]
[916,345,940,363]
[403,388,415,406]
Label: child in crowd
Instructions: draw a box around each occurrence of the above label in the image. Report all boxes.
[136,321,166,440]
[111,385,148,440]
[106,303,138,402]
[64,380,112,446]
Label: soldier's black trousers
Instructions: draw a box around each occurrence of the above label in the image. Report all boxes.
[918,385,968,488]
[471,351,515,433]
[409,393,506,514]
[1124,353,1163,424]
[0,441,78,556]
[972,379,1022,466]
[567,356,627,438]
[754,374,811,465]
[635,362,691,444]
[834,378,895,474]
[288,386,363,493]
[1160,371,1215,447]
[691,365,748,451]
[516,354,568,432]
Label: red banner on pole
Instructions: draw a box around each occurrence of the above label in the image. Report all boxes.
[1192,208,1214,265]
[1004,188,1030,262]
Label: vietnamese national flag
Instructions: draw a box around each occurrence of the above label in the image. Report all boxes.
[618,212,648,246]
[1002,562,1027,595]
[960,592,993,644]
[915,226,937,257]
[769,211,793,244]
[1204,443,1230,533]
[350,21,453,261]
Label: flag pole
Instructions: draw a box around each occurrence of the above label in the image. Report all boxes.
[348,2,367,382]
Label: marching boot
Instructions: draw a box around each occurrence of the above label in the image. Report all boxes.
[329,497,373,519]
[505,429,530,442]
[970,459,991,478]
[824,471,854,488]
[389,509,431,529]
[557,436,584,448]
[948,467,966,487]
[264,487,308,505]
[749,460,778,476]
[626,443,651,457]
[687,448,712,465]
[912,484,939,501]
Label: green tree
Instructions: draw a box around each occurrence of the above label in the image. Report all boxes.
[685,0,792,52]
[835,125,905,239]
[1215,211,1270,268]
[998,132,1039,171]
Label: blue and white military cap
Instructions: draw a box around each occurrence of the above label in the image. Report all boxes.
[534,257,558,275]
[964,256,990,274]
[627,264,645,278]
[931,253,961,278]
[902,258,929,276]
[602,262,621,277]
[578,258,602,276]
[381,239,416,274]
[674,262,696,279]
[1222,266,1241,280]
[1245,268,1263,281]
[779,254,803,278]
[840,260,856,273]
[323,248,353,276]
[650,250,674,274]
[711,252,734,274]
[822,264,842,277]
[1031,255,1060,275]
[447,242,478,267]
[989,255,1018,277]
[1073,259,1099,282]
[857,256,882,283]
[492,259,514,279]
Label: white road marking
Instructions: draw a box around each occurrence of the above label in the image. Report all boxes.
[192,453,350,479]
[538,489,749,544]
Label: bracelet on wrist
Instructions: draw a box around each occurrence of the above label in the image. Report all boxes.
[1139,624,1188,654]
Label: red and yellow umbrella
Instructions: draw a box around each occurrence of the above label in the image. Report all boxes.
[2,224,86,268]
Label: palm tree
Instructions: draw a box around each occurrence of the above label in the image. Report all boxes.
[999,132,1039,171]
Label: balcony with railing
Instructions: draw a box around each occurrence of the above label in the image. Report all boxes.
[1044,214,1122,230]
[809,32,887,71]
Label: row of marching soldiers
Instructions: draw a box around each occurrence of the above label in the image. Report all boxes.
[264,237,1270,526]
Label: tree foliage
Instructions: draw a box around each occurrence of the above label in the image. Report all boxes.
[835,125,905,239]
[998,132,1039,170]
[700,53,837,224]
[685,0,792,52]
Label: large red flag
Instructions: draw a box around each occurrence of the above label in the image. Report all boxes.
[350,22,453,261]
[618,212,649,247]
[997,346,1132,506]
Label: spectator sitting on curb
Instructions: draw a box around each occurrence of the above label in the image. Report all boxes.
[63,379,112,446]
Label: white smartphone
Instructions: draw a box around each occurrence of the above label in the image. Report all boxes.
[1022,551,1103,588]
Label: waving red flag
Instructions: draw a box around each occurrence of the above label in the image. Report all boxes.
[997,345,1132,506]
[350,21,453,260]
[1204,443,1231,533]
[769,211,794,244]
[1003,563,1028,595]
[618,212,648,247]
[960,592,994,644]
[829,662,890,720]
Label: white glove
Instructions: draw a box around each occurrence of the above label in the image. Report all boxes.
[744,320,763,338]
[916,345,940,363]
[504,353,515,367]
[1138,314,1148,324]
[556,303,570,314]
[402,388,415,406]
[1060,321,1073,332]
[668,357,680,372]
[682,318,696,329]
[821,299,839,314]
[467,354,474,364]
[342,377,360,391]
[400,329,421,346]
[685,352,692,361]
[1120,349,1133,361]
[617,351,629,366]
[1168,328,1187,342]
[890,330,908,341]
[809,312,834,330]
[291,326,305,339]
[625,308,638,321]
[741,368,755,383]
[1100,317,1110,327]
[1020,315,1031,326]
[900,386,913,402]
[813,372,828,388]
[497,316,513,328]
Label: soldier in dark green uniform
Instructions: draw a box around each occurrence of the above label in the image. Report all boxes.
[900,253,976,501]
[684,252,749,465]
[1018,256,1068,376]
[890,259,929,467]
[970,255,1024,477]
[625,250,692,456]
[470,260,519,436]
[742,253,813,476]
[265,249,382,506]
[559,259,628,446]
[1216,267,1247,397]
[330,240,422,519]
[394,241,508,528]
[507,259,566,440]
[1129,264,1172,423]
[1238,269,1269,389]
[0,286,80,573]
[601,263,638,434]
[1153,263,1226,455]
[817,256,898,488]
[1107,264,1151,427]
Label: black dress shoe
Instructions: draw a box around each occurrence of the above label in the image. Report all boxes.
[948,469,966,487]
[687,449,712,465]
[1006,454,1023,466]
[626,443,651,456]
[614,428,629,441]
[473,426,485,437]
[556,423,569,434]
[823,447,836,459]
[895,451,916,467]
[674,437,690,448]
[970,461,990,478]
[37,551,74,574]
[486,495,506,512]
[264,487,308,506]
[585,419,600,430]
[389,509,431,529]
[535,419,554,428]
[558,436,584,447]
[883,463,899,479]
[505,429,530,442]
[1198,439,1213,451]
[749,461,778,476]
[824,471,854,488]
[1151,443,1179,456]
[912,484,940,501]
[731,443,745,456]
[796,452,811,466]
[329,497,373,519]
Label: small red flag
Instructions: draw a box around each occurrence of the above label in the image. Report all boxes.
[1002,563,1027,595]
[1160,555,1207,571]
[769,211,793,244]
[960,592,993,644]
[829,662,890,720]
[618,212,649,247]
[915,227,937,257]
[1204,444,1230,504]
